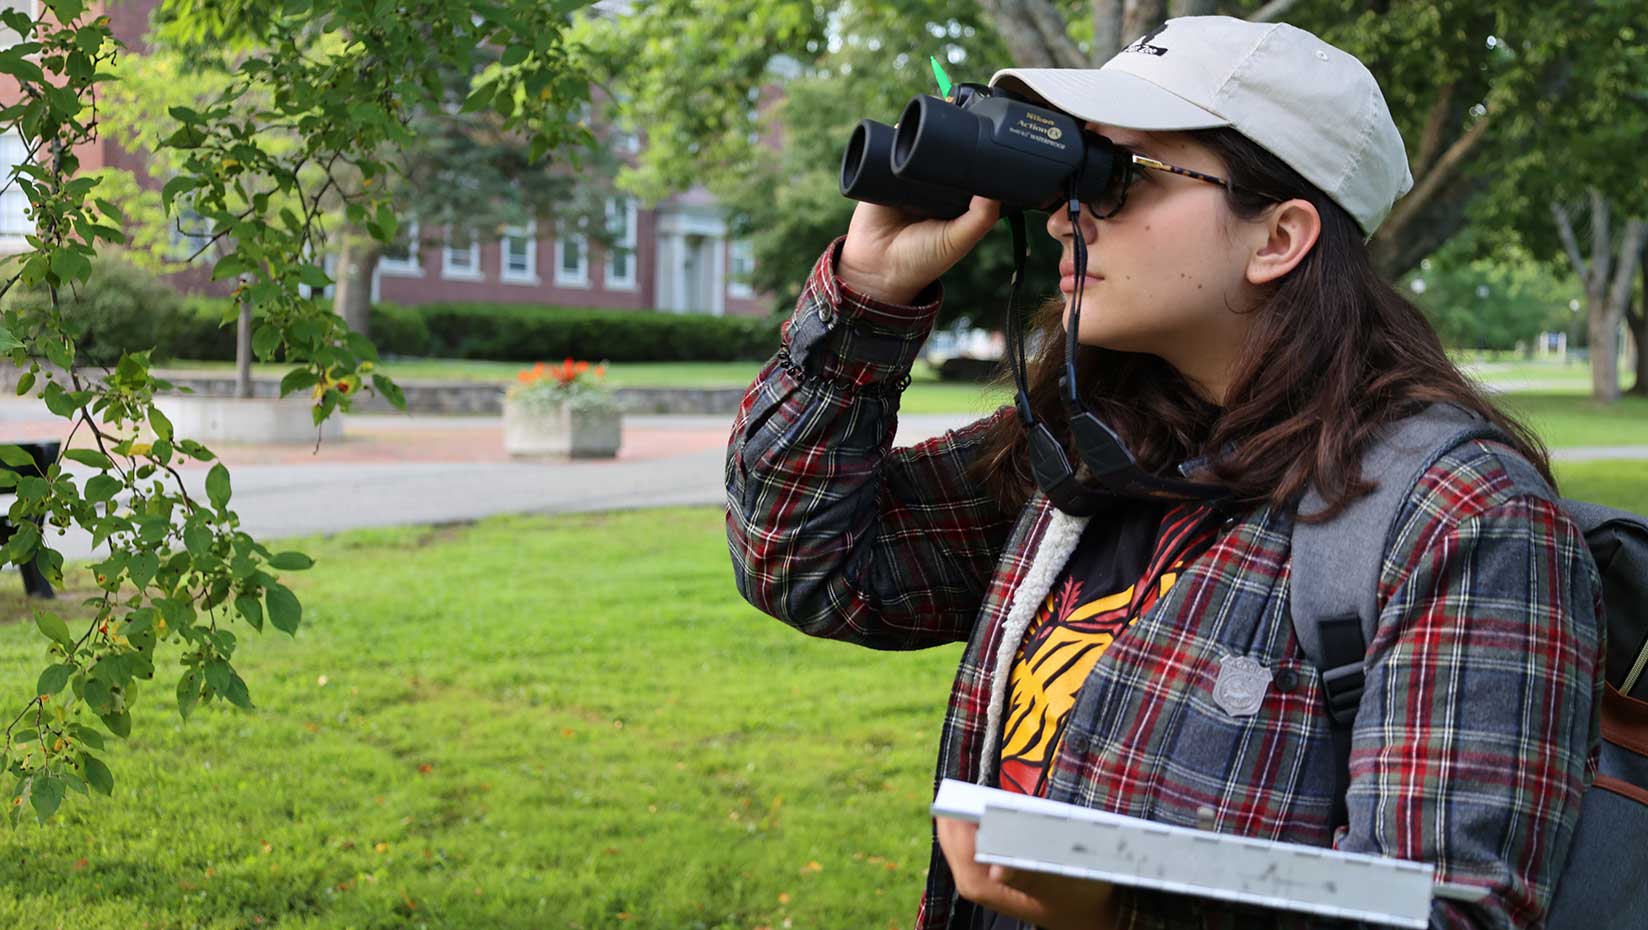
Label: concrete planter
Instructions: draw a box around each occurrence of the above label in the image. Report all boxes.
[503,397,621,459]
[154,395,344,444]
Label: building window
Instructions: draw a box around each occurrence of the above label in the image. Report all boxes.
[728,239,755,299]
[500,222,537,284]
[603,198,637,290]
[555,229,588,288]
[168,202,213,262]
[441,227,482,280]
[0,130,35,243]
[379,221,422,276]
[0,2,38,51]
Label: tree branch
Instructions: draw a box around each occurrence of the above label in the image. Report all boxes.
[1249,0,1306,23]
[1591,188,1612,294]
[1411,82,1455,180]
[1376,113,1490,250]
[1605,218,1647,325]
[980,0,1087,68]
[1551,201,1589,286]
[1093,0,1126,64]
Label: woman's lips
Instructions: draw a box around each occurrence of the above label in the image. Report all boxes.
[1058,263,1104,293]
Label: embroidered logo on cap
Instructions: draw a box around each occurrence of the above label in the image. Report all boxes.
[1122,23,1169,56]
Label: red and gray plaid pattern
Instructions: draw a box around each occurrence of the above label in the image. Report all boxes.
[725,242,1604,930]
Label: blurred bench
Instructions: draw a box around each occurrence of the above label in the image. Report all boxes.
[0,440,59,598]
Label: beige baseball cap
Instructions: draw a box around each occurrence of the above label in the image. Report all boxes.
[989,15,1413,235]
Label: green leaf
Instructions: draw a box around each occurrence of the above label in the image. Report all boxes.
[204,659,231,694]
[235,593,263,631]
[267,551,313,571]
[374,203,397,244]
[82,677,112,715]
[33,611,74,651]
[80,754,113,796]
[149,406,173,441]
[42,381,78,417]
[211,255,250,281]
[70,724,103,750]
[14,369,35,396]
[29,775,63,821]
[251,324,281,360]
[372,374,406,411]
[177,667,202,719]
[0,444,36,470]
[62,448,112,469]
[205,463,231,510]
[183,521,213,557]
[36,663,72,696]
[48,0,86,22]
[166,104,202,124]
[0,326,22,352]
[265,583,301,635]
[297,263,331,288]
[100,709,131,739]
[278,367,319,397]
[223,672,253,710]
[126,551,159,589]
[160,175,195,212]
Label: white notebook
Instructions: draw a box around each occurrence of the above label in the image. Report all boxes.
[932,779,1488,929]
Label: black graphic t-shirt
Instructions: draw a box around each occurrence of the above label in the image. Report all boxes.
[998,501,1220,797]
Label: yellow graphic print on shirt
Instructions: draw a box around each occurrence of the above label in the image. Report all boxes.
[997,564,1187,796]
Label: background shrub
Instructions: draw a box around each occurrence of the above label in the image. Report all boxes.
[384,302,781,362]
[3,253,185,366]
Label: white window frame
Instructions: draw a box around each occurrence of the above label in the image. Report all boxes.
[727,238,756,299]
[0,2,39,52]
[379,220,422,277]
[554,230,589,288]
[603,198,638,291]
[441,227,483,281]
[500,221,538,285]
[0,130,35,249]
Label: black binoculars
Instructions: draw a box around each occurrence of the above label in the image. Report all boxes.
[839,83,1127,219]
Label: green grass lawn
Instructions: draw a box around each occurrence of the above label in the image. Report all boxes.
[1494,392,1648,448]
[0,510,953,930]
[1554,459,1648,513]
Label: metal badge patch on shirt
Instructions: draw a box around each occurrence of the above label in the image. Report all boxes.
[1212,655,1272,717]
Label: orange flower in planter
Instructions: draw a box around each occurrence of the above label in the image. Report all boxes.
[509,359,615,412]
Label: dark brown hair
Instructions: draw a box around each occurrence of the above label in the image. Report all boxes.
[967,127,1551,520]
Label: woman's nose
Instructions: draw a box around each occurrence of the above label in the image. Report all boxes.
[1045,203,1098,244]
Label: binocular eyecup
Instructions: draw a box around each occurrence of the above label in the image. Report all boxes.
[839,89,1125,219]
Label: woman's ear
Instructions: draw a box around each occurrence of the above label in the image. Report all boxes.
[1245,199,1321,286]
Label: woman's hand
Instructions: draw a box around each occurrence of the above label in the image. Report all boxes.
[837,196,1001,306]
[935,816,1121,930]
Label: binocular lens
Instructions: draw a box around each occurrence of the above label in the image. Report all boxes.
[839,119,971,220]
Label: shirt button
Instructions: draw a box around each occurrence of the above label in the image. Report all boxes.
[1273,668,1299,693]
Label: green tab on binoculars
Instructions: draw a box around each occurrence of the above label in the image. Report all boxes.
[930,56,953,99]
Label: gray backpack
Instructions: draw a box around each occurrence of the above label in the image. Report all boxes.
[1290,404,1648,929]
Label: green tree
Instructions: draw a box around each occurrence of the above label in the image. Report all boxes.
[1399,232,1579,353]
[0,0,600,822]
[598,0,1647,313]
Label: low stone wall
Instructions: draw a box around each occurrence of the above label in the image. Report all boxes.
[0,365,745,416]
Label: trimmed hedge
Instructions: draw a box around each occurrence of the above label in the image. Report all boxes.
[161,299,780,363]
[378,301,782,362]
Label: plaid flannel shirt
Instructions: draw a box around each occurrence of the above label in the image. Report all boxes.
[724,240,1604,930]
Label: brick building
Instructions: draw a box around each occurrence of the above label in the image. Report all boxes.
[0,0,769,317]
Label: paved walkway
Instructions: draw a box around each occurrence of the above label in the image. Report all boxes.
[0,401,983,560]
[0,397,1643,562]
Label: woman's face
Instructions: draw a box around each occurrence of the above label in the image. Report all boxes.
[1045,124,1267,403]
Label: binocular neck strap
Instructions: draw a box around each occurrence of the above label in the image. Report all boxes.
[1006,210,1037,427]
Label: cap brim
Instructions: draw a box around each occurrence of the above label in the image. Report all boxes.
[988,68,1230,132]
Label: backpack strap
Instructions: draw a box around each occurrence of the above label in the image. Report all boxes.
[1289,403,1508,829]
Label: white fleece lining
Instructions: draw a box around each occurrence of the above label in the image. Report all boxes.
[976,507,1091,785]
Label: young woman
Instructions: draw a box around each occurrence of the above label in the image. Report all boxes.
[726,16,1602,930]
